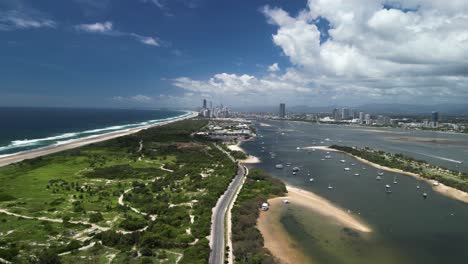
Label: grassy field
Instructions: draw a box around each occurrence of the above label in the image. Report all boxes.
[0,119,237,263]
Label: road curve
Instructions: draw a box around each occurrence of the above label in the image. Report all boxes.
[210,146,247,264]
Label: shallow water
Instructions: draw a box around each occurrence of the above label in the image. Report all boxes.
[244,120,468,263]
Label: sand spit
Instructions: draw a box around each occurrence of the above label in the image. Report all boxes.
[310,146,468,204]
[302,146,339,152]
[258,185,372,264]
[0,112,198,168]
[227,143,261,164]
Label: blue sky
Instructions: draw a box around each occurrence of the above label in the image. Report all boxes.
[0,0,304,107]
[1,0,468,108]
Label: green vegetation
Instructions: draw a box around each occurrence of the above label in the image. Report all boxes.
[331,145,468,192]
[0,119,238,263]
[220,144,248,160]
[232,169,286,264]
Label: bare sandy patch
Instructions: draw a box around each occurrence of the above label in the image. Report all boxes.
[228,143,261,164]
[302,146,339,152]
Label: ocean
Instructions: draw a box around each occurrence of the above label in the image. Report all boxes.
[0,107,188,157]
[243,120,468,264]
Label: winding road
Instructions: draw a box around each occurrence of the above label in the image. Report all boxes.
[209,145,247,264]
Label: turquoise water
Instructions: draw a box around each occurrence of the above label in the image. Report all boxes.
[243,120,468,263]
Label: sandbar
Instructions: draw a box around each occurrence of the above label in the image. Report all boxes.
[257,185,372,264]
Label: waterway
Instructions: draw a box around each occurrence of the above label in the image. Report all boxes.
[243,120,468,264]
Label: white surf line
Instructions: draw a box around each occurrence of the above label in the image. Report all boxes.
[0,111,198,167]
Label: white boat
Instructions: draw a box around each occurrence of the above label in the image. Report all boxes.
[378,172,384,176]
[340,160,346,163]
[325,138,330,141]
[376,176,382,180]
[309,178,314,182]
[312,149,316,152]
[292,172,297,175]
[393,176,398,184]
[285,162,292,167]
[328,184,333,190]
[292,167,300,172]
[275,164,284,169]
[416,185,420,189]
[354,173,360,176]
[423,193,428,198]
[326,151,330,154]
[320,158,325,161]
[385,184,391,188]
[344,168,350,171]
[362,167,366,170]
[351,163,356,166]
[296,147,301,150]
[325,155,331,159]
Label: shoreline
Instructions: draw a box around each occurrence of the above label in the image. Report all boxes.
[227,142,261,164]
[305,146,468,203]
[0,111,198,168]
[257,185,372,264]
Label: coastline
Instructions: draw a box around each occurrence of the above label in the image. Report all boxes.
[227,142,261,164]
[257,185,372,264]
[0,111,198,168]
[305,146,468,203]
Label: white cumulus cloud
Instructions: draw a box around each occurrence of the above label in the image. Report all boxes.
[268,63,280,72]
[171,0,468,106]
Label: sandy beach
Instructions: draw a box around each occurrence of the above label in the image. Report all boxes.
[0,112,198,168]
[258,185,372,264]
[306,146,468,203]
[227,143,261,164]
[302,146,340,152]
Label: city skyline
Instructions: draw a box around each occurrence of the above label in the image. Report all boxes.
[2,0,468,108]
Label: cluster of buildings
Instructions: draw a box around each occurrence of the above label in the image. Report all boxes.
[195,118,255,141]
[199,99,232,118]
